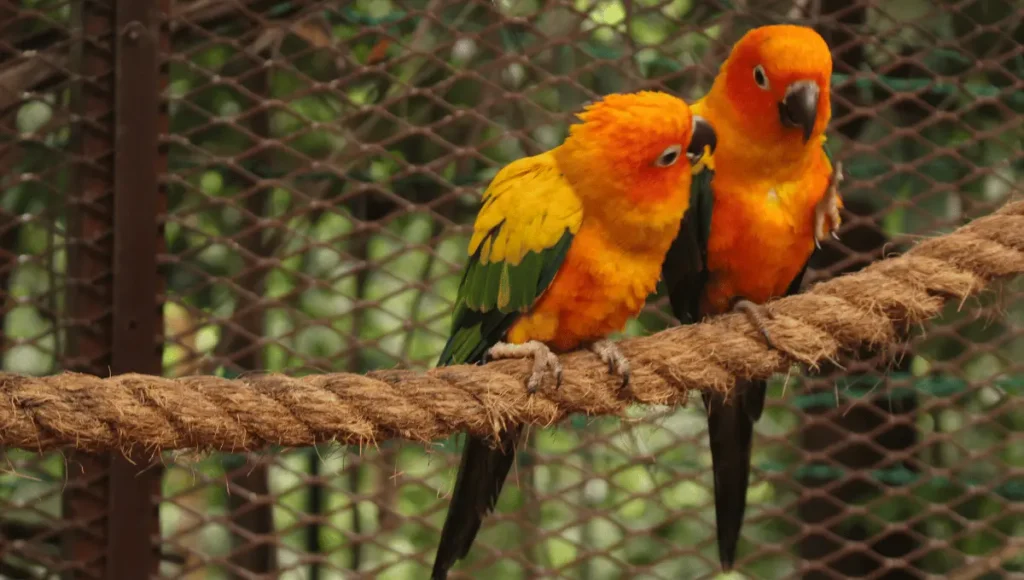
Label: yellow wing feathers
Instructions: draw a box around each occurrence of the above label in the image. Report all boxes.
[469,153,584,266]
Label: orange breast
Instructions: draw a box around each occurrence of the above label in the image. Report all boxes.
[506,224,670,352]
[702,159,831,315]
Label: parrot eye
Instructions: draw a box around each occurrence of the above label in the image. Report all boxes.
[753,65,770,90]
[654,144,682,167]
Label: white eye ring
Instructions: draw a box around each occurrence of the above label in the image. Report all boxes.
[655,144,682,167]
[753,65,770,90]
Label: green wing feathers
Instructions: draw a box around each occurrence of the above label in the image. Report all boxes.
[437,154,582,367]
[822,139,834,166]
[438,227,573,366]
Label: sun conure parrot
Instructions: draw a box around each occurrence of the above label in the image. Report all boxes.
[660,24,844,570]
[431,91,718,579]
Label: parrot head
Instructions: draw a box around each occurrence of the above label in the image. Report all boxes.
[555,91,717,208]
[717,24,832,144]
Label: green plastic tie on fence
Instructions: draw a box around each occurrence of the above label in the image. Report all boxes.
[829,72,1023,105]
[762,462,1024,498]
[337,6,407,26]
[792,374,1024,409]
[781,463,921,486]
[578,41,1017,101]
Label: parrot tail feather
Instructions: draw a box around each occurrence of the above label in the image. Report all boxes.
[432,428,521,580]
[704,378,765,570]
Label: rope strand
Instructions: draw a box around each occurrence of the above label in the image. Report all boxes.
[2,199,1022,454]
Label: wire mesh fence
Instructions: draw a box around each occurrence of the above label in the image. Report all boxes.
[0,0,1022,578]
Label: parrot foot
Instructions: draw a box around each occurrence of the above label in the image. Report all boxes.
[731,298,776,350]
[589,339,631,388]
[485,341,562,394]
[814,160,844,248]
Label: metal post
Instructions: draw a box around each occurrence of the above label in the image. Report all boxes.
[107,1,165,578]
[64,1,118,576]
[64,0,166,577]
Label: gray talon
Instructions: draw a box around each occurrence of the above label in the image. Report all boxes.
[732,298,777,351]
[486,340,561,394]
[814,160,844,244]
[589,339,632,390]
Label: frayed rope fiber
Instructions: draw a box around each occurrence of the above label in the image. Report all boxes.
[2,200,1023,454]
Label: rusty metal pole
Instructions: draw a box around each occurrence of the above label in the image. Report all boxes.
[106,0,165,578]
[64,1,119,577]
[63,0,165,578]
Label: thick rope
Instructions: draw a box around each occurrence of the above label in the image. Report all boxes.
[2,200,1023,454]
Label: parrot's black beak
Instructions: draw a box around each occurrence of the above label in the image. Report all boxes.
[686,115,717,164]
[778,81,820,142]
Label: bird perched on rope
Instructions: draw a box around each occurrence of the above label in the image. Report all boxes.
[431,91,717,579]
[660,24,844,571]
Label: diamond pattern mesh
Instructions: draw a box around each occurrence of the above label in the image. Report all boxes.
[0,0,1021,578]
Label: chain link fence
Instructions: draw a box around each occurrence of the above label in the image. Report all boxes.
[1,0,1021,578]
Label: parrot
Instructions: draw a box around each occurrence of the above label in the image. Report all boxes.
[660,24,844,570]
[431,91,718,579]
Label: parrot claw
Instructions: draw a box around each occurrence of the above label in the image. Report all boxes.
[814,160,844,244]
[731,298,777,350]
[485,340,562,394]
[589,339,631,388]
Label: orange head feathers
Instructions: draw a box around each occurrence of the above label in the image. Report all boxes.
[711,24,832,147]
[553,91,716,207]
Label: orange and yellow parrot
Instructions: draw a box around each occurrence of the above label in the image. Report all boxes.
[661,24,843,570]
[431,91,717,579]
